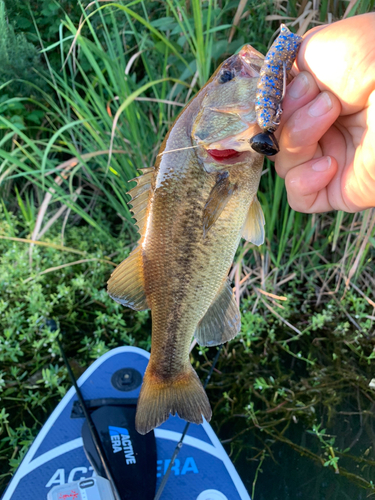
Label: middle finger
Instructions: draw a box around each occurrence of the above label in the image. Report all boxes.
[275,90,341,178]
[277,71,320,130]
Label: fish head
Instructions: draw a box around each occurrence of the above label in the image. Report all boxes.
[192,45,265,173]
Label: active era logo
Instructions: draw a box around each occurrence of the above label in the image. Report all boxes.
[108,426,136,465]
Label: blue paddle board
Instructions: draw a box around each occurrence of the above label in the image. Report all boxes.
[2,346,251,500]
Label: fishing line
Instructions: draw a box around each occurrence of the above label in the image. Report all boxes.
[157,145,199,157]
[55,329,122,500]
[154,345,223,500]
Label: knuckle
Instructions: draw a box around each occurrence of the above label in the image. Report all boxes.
[287,193,309,213]
[274,158,287,178]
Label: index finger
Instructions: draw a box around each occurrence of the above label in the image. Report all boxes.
[275,71,321,139]
[275,90,341,179]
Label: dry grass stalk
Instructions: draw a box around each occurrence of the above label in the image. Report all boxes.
[125,50,144,75]
[343,0,359,18]
[228,0,248,43]
[0,235,86,255]
[256,288,288,301]
[297,10,318,35]
[62,0,114,71]
[346,209,375,285]
[185,70,199,103]
[37,187,82,241]
[23,257,116,284]
[343,275,375,309]
[259,296,302,335]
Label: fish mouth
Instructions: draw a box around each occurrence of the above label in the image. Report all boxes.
[238,45,265,78]
[204,122,263,162]
[205,148,255,166]
[206,148,241,161]
[195,45,266,163]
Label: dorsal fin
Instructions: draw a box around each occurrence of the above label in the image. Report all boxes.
[130,190,149,214]
[194,279,241,346]
[128,168,153,200]
[107,168,154,310]
[128,168,154,234]
[242,196,265,246]
[107,245,148,310]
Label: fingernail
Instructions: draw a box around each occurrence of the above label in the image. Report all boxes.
[288,73,309,99]
[308,92,332,117]
[312,156,331,172]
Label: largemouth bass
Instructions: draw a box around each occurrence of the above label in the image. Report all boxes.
[108,45,267,435]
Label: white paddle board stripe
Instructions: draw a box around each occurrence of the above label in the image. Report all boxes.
[202,422,251,500]
[20,438,83,477]
[4,431,233,500]
[154,428,250,499]
[9,431,224,485]
[154,430,220,458]
[2,439,84,500]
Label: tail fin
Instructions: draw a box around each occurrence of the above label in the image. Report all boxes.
[135,364,212,435]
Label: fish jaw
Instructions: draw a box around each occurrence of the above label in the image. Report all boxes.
[191,44,265,169]
[196,120,264,174]
[205,122,262,153]
[238,45,265,77]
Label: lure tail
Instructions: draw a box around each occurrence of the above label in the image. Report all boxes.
[135,364,212,435]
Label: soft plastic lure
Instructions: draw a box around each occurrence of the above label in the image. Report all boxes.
[250,24,302,156]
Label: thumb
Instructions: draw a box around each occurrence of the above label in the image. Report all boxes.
[297,13,375,115]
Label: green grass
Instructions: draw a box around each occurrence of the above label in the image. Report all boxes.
[1,0,375,497]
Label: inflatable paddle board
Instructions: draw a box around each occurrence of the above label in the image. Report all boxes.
[2,346,250,500]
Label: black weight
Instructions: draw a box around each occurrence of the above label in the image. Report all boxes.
[249,131,279,156]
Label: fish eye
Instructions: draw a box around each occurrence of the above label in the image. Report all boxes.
[219,69,234,84]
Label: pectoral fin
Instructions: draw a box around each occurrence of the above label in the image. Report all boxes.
[203,173,236,237]
[194,279,241,346]
[107,246,148,311]
[242,196,265,246]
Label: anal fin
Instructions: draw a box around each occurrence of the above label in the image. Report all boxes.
[107,246,148,311]
[242,196,265,246]
[194,279,241,346]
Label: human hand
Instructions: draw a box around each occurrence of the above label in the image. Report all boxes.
[274,13,375,213]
